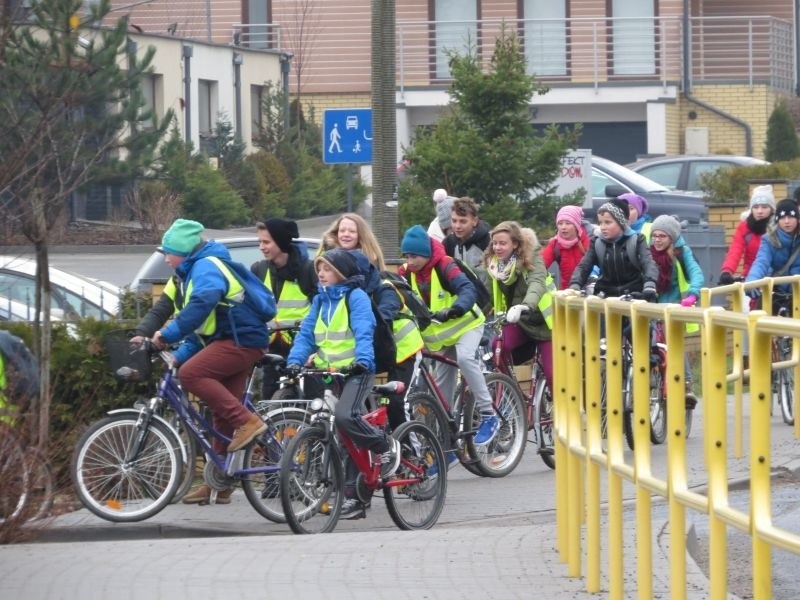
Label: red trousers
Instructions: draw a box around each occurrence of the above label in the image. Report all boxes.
[179,339,264,454]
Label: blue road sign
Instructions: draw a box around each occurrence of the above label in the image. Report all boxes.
[322,108,372,164]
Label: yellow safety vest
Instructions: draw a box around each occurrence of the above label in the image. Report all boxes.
[383,280,424,363]
[675,259,700,333]
[313,298,357,368]
[641,221,653,244]
[182,256,246,337]
[263,275,310,345]
[0,352,11,425]
[407,266,484,351]
[490,273,555,330]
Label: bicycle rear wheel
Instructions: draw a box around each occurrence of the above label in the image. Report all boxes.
[384,421,447,530]
[466,373,527,478]
[242,408,308,523]
[279,425,343,534]
[778,338,795,426]
[71,415,182,522]
[532,375,555,470]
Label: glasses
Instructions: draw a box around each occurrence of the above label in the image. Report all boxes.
[651,233,670,240]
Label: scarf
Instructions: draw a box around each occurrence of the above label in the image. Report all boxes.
[555,233,581,251]
[488,255,519,285]
[746,212,769,236]
[650,247,674,293]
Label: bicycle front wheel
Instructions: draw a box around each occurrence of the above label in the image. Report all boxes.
[532,375,555,470]
[466,373,527,478]
[0,425,29,525]
[242,408,308,523]
[384,421,447,530]
[778,338,795,426]
[71,415,182,522]
[622,363,635,450]
[649,364,667,445]
[279,425,343,534]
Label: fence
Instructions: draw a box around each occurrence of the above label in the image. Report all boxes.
[553,277,800,599]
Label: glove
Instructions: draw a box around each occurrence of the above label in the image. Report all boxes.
[433,306,463,322]
[642,283,658,303]
[342,362,368,376]
[746,288,762,300]
[283,364,302,378]
[680,294,697,307]
[506,304,530,324]
[718,271,734,286]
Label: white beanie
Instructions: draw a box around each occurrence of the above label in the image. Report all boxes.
[750,184,775,210]
[432,188,448,203]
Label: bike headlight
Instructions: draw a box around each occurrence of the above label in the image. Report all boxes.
[310,397,325,412]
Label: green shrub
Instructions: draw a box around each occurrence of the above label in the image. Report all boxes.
[182,163,250,228]
[765,102,800,163]
[701,158,800,203]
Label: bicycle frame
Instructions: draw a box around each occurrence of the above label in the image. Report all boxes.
[412,349,460,415]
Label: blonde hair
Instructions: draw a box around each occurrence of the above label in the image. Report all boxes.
[320,213,386,270]
[485,221,539,271]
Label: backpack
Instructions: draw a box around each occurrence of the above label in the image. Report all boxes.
[437,257,492,316]
[207,256,277,324]
[0,331,39,401]
[594,235,640,270]
[345,289,397,373]
[380,270,433,330]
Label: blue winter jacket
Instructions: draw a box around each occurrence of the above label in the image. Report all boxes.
[746,227,800,292]
[657,236,705,304]
[286,276,376,372]
[160,241,272,364]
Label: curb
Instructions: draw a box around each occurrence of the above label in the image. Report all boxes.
[1,245,154,254]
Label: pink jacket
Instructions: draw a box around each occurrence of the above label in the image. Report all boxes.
[720,220,764,277]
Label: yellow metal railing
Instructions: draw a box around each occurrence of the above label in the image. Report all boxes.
[554,279,800,599]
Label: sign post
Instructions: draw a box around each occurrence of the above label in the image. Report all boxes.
[322,108,373,212]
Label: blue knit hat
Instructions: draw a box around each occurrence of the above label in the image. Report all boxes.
[160,219,204,256]
[401,225,432,257]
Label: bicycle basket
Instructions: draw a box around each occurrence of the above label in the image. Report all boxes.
[104,329,152,382]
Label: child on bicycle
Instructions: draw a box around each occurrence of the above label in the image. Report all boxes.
[746,198,800,312]
[541,204,593,289]
[568,198,659,300]
[619,193,653,240]
[398,225,499,446]
[648,214,704,408]
[152,218,275,505]
[250,218,318,399]
[719,185,775,285]
[480,221,554,391]
[285,248,401,516]
[443,197,492,269]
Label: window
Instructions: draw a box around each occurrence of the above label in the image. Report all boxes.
[522,0,566,76]
[250,84,263,138]
[197,79,217,137]
[245,0,272,49]
[637,163,682,190]
[139,74,160,131]
[433,0,477,79]
[612,0,655,75]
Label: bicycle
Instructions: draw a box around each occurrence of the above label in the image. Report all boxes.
[279,371,446,534]
[771,292,795,426]
[481,314,554,470]
[71,334,309,523]
[406,348,527,478]
[0,422,54,526]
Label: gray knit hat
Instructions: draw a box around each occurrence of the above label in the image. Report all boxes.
[650,214,682,243]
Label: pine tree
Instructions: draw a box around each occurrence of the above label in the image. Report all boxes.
[765,102,800,162]
[401,25,578,230]
[0,0,171,446]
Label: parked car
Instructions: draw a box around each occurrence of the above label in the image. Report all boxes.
[584,156,709,224]
[627,154,769,193]
[0,256,120,321]
[130,237,321,293]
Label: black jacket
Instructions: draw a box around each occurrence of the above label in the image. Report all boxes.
[250,244,317,301]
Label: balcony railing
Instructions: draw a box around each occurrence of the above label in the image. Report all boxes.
[221,15,794,94]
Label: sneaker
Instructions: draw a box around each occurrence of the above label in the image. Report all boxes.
[182,484,233,505]
[473,414,500,446]
[428,451,458,477]
[227,414,267,452]
[379,437,402,479]
[340,498,369,520]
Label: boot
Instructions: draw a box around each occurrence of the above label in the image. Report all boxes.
[228,414,267,452]
[182,484,233,505]
[685,381,697,411]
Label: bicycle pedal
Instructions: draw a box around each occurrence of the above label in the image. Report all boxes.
[538,447,554,456]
